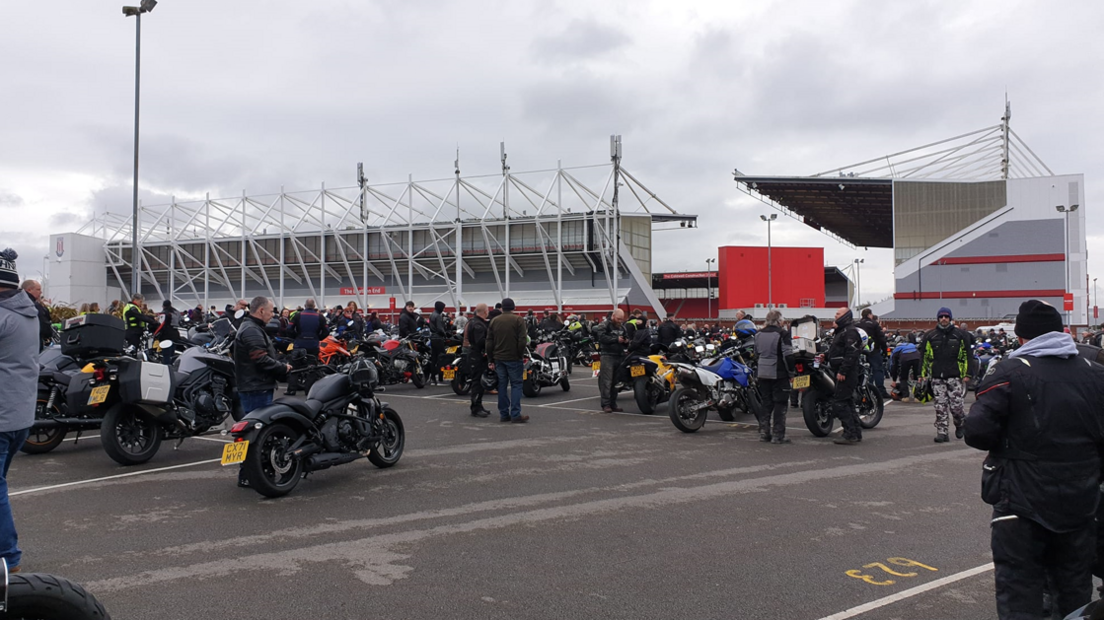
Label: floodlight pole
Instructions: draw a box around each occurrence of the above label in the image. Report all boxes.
[761,214,776,308]
[1057,204,1080,325]
[123,1,157,296]
[705,258,716,319]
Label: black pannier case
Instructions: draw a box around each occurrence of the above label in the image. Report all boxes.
[61,314,125,358]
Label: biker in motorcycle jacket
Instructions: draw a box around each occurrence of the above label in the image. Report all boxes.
[827,308,864,444]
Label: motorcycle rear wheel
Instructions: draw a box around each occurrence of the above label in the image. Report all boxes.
[243,423,303,498]
[5,572,111,619]
[451,374,472,395]
[101,405,163,466]
[668,387,708,433]
[633,378,659,415]
[367,408,405,468]
[802,391,835,437]
[522,377,542,397]
[22,397,67,454]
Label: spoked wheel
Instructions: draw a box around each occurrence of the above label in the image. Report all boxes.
[668,387,708,433]
[367,407,405,468]
[802,391,835,437]
[21,398,68,454]
[101,404,163,465]
[242,423,303,498]
[858,386,885,429]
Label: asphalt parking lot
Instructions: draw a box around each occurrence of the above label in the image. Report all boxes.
[9,372,1004,620]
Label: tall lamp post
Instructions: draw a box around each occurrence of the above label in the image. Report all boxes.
[1094,277,1098,324]
[760,214,777,308]
[853,258,864,308]
[705,258,716,319]
[1057,203,1080,326]
[123,0,158,297]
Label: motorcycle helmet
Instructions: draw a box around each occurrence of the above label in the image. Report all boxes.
[734,319,756,338]
[480,368,498,391]
[913,377,934,403]
[855,328,872,353]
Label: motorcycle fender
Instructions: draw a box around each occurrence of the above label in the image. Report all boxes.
[695,368,721,387]
[241,403,314,432]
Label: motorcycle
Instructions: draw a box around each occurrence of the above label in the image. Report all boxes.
[22,348,98,454]
[96,338,243,465]
[797,354,885,436]
[522,341,571,397]
[667,353,762,432]
[1,559,111,619]
[441,342,472,396]
[628,351,677,415]
[361,334,428,388]
[225,360,404,498]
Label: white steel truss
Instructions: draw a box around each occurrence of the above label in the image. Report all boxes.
[78,140,691,315]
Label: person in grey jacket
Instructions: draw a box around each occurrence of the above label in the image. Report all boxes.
[753,310,796,444]
[0,249,38,572]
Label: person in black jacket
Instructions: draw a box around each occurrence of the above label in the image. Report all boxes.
[827,307,864,445]
[921,307,978,443]
[964,300,1104,620]
[856,309,889,398]
[234,296,291,412]
[596,310,629,413]
[398,301,419,338]
[290,298,328,359]
[18,280,52,352]
[657,315,681,347]
[753,310,796,444]
[429,301,448,385]
[465,303,491,417]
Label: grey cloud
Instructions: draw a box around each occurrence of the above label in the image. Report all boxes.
[531,19,631,63]
[49,212,86,228]
[0,190,23,208]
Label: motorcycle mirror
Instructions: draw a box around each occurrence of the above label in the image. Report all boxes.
[159,340,174,350]
[348,320,355,327]
[234,309,245,320]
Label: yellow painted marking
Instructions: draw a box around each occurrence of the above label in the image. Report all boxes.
[846,570,894,586]
[888,557,938,572]
[864,562,916,577]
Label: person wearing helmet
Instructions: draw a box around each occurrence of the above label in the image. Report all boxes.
[920,307,978,443]
[464,303,491,417]
[826,307,864,445]
[857,309,890,398]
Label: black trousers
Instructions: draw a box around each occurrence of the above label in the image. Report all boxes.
[830,375,861,440]
[991,510,1094,620]
[757,378,789,439]
[430,338,445,381]
[469,354,488,413]
[599,355,624,407]
[896,358,921,386]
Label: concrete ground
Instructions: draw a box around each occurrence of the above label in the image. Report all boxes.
[10,371,1009,619]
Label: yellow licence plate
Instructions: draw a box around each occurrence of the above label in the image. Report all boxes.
[446,346,458,354]
[591,362,600,371]
[792,375,811,390]
[630,365,645,378]
[87,385,110,406]
[221,440,249,466]
[443,368,456,380]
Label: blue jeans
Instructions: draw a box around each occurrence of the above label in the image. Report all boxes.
[239,390,274,414]
[495,361,524,420]
[0,428,30,569]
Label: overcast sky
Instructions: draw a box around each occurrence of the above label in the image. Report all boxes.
[2,0,1102,304]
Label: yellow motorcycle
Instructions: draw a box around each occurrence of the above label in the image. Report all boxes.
[628,353,677,414]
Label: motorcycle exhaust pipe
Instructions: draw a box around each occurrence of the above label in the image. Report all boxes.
[31,418,104,430]
[306,452,364,471]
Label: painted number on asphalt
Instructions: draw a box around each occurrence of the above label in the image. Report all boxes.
[845,557,938,586]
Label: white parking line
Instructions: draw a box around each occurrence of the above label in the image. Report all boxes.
[11,458,222,497]
[538,395,598,407]
[816,562,994,620]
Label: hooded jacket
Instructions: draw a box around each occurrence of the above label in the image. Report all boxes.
[0,289,39,432]
[921,324,977,379]
[826,311,863,380]
[754,324,795,380]
[965,331,1104,532]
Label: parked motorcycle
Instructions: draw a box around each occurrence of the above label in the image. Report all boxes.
[96,338,243,465]
[667,353,763,433]
[522,342,571,396]
[225,360,404,498]
[362,334,428,388]
[797,354,885,436]
[1,559,111,619]
[22,349,97,454]
[441,342,472,395]
[628,352,676,415]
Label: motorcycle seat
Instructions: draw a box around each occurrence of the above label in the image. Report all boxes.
[700,362,726,375]
[48,371,73,386]
[273,397,323,419]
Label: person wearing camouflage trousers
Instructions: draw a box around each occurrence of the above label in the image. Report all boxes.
[920,307,977,443]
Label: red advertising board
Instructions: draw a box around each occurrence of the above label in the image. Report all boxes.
[339,286,386,296]
[1095,305,1099,320]
[1064,293,1074,311]
[662,272,716,280]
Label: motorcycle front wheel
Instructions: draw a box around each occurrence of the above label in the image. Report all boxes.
[367,408,405,468]
[668,387,708,433]
[242,423,303,498]
[411,363,427,389]
[858,386,885,429]
[21,396,67,454]
[101,404,163,466]
[5,572,111,619]
[802,390,835,437]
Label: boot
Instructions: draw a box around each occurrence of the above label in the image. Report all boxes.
[770,437,791,445]
[934,433,949,443]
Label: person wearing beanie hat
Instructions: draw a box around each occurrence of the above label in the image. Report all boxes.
[0,248,37,572]
[964,300,1104,617]
[919,306,977,443]
[428,301,449,385]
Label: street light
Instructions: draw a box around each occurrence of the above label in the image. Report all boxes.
[1094,277,1098,324]
[853,258,864,308]
[760,214,777,308]
[705,258,716,319]
[1056,203,1080,325]
[123,0,158,297]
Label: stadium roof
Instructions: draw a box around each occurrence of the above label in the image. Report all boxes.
[734,108,1052,249]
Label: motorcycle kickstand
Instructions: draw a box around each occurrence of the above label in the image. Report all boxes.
[73,430,82,445]
[174,437,186,450]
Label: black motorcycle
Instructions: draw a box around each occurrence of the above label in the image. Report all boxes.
[226,360,404,498]
[96,339,243,465]
[22,349,101,454]
[797,353,884,436]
